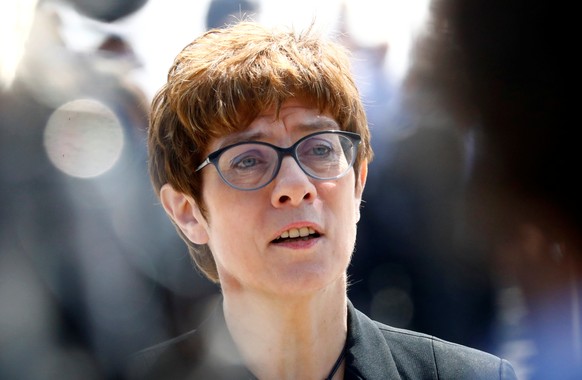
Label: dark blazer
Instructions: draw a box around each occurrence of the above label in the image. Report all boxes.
[345,302,516,379]
[128,299,517,379]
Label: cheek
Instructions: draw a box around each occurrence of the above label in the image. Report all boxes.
[319,182,361,255]
[320,179,360,219]
[204,192,263,258]
[206,209,242,250]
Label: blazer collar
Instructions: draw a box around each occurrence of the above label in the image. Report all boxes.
[345,300,402,379]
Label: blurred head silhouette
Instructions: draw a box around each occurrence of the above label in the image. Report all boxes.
[205,0,260,30]
[66,0,149,22]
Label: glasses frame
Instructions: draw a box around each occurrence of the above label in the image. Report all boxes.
[195,130,361,191]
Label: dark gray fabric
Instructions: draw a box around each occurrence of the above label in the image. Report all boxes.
[345,303,516,379]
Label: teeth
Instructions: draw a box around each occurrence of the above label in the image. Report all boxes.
[278,227,317,240]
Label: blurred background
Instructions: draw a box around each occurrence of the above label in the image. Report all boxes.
[1,0,578,379]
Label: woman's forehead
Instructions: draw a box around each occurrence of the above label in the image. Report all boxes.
[207,99,338,150]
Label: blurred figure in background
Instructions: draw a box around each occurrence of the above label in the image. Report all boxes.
[409,0,581,378]
[0,1,207,378]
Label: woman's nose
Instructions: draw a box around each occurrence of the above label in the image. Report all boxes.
[270,156,317,207]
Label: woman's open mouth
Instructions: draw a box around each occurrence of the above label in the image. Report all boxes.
[272,227,321,244]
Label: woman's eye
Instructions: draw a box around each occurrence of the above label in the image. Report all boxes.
[311,145,332,156]
[300,137,337,158]
[233,156,260,169]
[229,148,271,170]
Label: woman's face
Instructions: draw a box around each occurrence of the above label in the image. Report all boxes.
[192,98,367,297]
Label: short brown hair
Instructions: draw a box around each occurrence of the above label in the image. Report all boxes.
[148,22,372,282]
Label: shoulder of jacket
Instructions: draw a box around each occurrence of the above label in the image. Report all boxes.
[372,322,517,380]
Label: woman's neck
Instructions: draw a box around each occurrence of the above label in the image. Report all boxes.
[222,277,348,380]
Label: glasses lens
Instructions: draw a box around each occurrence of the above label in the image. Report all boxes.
[296,133,355,179]
[217,143,278,189]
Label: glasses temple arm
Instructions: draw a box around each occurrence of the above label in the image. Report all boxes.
[196,157,211,172]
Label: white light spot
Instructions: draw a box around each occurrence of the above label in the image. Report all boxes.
[0,0,39,89]
[44,99,124,179]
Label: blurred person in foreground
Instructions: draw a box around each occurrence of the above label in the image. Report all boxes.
[128,21,517,379]
[409,0,581,378]
[0,2,175,379]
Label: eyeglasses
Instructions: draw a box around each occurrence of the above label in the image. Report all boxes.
[196,130,361,191]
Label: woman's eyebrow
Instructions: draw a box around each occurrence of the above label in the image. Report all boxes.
[295,117,340,132]
[216,117,339,148]
[218,130,267,148]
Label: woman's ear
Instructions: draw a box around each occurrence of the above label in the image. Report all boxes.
[355,160,368,222]
[355,160,368,201]
[159,184,209,244]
